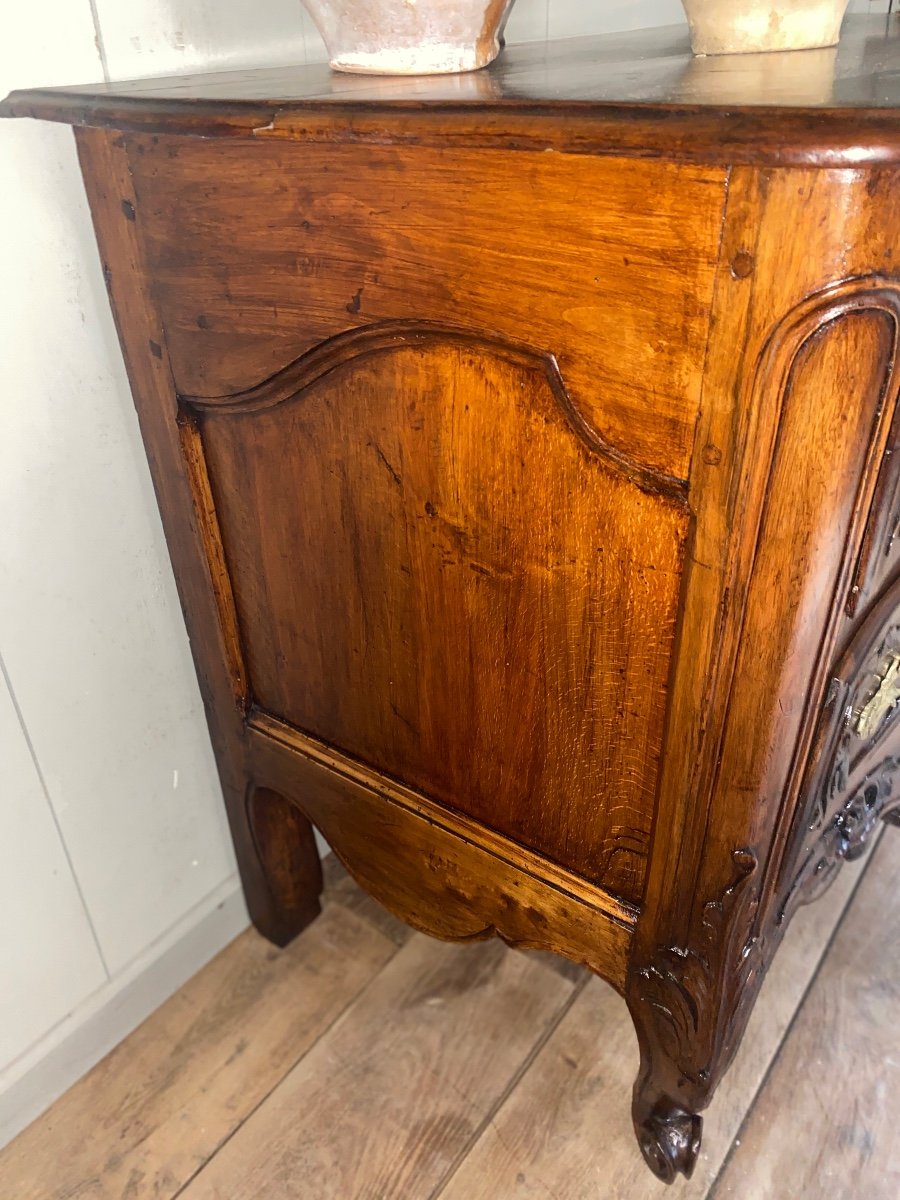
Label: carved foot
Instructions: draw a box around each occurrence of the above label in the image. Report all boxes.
[635,1101,703,1184]
[626,850,759,1179]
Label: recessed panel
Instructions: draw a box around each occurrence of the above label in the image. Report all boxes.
[196,331,688,903]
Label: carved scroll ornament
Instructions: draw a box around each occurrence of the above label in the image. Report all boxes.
[629,277,900,1182]
[630,850,761,1182]
[635,850,760,1093]
[780,602,900,921]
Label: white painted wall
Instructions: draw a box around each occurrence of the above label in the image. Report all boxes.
[0,0,892,1149]
[0,0,246,1147]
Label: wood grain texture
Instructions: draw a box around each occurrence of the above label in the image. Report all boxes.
[628,165,900,1179]
[179,934,578,1200]
[71,114,653,986]
[642,173,900,976]
[684,295,900,942]
[714,835,900,1200]
[0,898,396,1200]
[322,846,414,948]
[436,832,869,1200]
[849,395,900,617]
[193,328,689,902]
[131,133,725,481]
[3,18,900,164]
[248,786,324,932]
[73,126,325,949]
[250,714,635,989]
[7,31,900,1180]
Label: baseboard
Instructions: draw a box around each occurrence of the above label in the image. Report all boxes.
[0,874,249,1148]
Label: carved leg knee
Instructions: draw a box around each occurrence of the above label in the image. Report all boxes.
[240,785,323,947]
[626,849,762,1180]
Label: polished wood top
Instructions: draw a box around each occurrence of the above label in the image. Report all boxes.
[2,15,899,163]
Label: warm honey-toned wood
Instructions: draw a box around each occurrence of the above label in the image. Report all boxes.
[179,934,578,1200]
[0,897,396,1200]
[627,165,900,1179]
[1,845,879,1200]
[250,713,634,988]
[70,126,326,950]
[715,835,900,1200]
[6,18,900,1181]
[131,135,724,481]
[438,831,870,1200]
[193,330,689,902]
[321,843,414,947]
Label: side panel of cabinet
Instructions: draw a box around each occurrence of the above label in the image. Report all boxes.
[123,136,727,905]
[190,334,688,901]
[129,136,726,482]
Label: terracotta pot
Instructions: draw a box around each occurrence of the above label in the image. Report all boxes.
[681,0,851,55]
[302,0,517,75]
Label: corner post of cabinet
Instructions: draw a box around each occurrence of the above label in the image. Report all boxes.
[71,125,323,946]
[623,166,768,1182]
[626,163,900,1181]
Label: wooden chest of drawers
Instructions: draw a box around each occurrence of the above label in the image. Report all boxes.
[6,17,900,1180]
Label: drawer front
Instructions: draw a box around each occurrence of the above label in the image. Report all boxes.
[129,137,725,905]
[783,572,900,922]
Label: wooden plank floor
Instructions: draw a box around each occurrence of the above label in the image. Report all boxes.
[2,837,898,1199]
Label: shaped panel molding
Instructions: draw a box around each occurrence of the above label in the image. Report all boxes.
[181,321,691,905]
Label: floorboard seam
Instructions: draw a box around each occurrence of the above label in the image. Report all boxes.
[427,969,593,1200]
[167,919,402,1200]
[703,833,884,1200]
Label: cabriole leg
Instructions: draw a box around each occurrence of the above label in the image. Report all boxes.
[626,849,760,1182]
[628,1013,706,1183]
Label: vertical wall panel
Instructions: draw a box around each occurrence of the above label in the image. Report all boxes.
[0,668,106,1071]
[91,0,896,88]
[549,0,684,39]
[0,126,237,970]
[93,0,552,77]
[94,0,316,77]
[0,0,111,1084]
[0,0,237,982]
